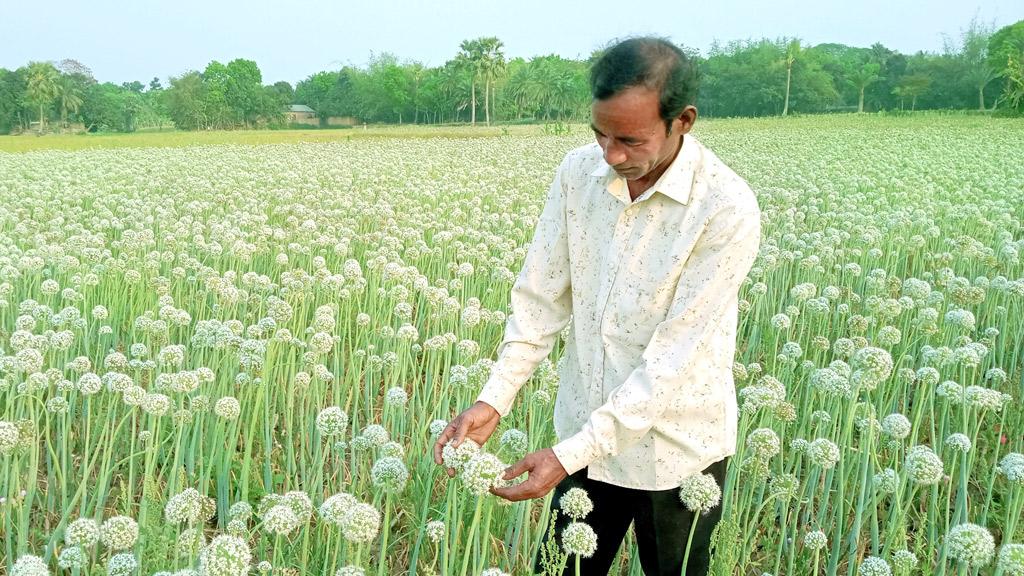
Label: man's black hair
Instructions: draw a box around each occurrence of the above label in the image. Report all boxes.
[590,37,699,134]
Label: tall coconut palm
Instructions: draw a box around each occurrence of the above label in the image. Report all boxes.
[477,37,506,125]
[456,39,484,125]
[25,61,59,134]
[54,75,83,131]
[782,39,801,116]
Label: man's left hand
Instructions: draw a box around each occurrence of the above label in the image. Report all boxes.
[490,448,568,502]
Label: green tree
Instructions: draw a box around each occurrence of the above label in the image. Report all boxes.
[121,80,145,93]
[225,59,264,127]
[958,16,999,110]
[164,71,206,130]
[892,73,931,110]
[270,81,294,106]
[202,61,232,129]
[987,20,1024,112]
[295,70,339,122]
[25,61,59,133]
[0,68,28,133]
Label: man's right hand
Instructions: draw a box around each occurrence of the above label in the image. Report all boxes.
[432,401,501,477]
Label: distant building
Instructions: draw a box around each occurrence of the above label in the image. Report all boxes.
[284,104,358,127]
[285,104,318,126]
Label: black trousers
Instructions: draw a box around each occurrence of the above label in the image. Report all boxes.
[534,456,728,576]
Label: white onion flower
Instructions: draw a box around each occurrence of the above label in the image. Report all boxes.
[11,554,49,576]
[100,515,139,550]
[214,397,241,420]
[371,456,409,493]
[858,555,891,576]
[316,407,349,436]
[57,545,86,570]
[106,552,138,576]
[342,503,381,543]
[460,451,507,496]
[998,543,1024,576]
[946,523,995,569]
[677,472,722,514]
[559,487,593,521]
[803,530,827,551]
[261,504,300,536]
[199,534,252,576]
[561,521,598,558]
[426,520,446,543]
[807,438,841,469]
[905,445,944,485]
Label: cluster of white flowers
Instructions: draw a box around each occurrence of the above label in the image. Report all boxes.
[0,420,20,454]
[100,515,139,550]
[371,456,409,493]
[165,487,216,524]
[905,445,944,485]
[316,406,349,436]
[803,530,827,551]
[945,522,995,569]
[11,554,49,576]
[807,438,841,469]
[998,453,1024,484]
[426,519,446,543]
[561,521,598,558]
[858,555,891,576]
[559,487,594,520]
[199,534,252,576]
[460,451,508,496]
[678,472,722,514]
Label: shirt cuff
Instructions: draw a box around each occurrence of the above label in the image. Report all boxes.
[551,426,604,476]
[475,373,518,418]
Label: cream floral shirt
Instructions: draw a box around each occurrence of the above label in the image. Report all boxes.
[477,134,762,490]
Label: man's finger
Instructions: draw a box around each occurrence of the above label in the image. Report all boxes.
[433,421,458,464]
[502,457,532,481]
[451,418,471,448]
[492,478,536,502]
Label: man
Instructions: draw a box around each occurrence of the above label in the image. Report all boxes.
[432,36,761,575]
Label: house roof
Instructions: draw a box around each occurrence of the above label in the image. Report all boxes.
[287,104,316,113]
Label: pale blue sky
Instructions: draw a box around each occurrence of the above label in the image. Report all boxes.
[3,0,1020,86]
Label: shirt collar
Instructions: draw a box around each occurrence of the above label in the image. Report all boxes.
[589,134,701,206]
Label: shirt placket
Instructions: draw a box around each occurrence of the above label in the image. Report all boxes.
[591,198,641,412]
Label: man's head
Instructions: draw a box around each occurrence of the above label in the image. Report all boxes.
[589,37,699,182]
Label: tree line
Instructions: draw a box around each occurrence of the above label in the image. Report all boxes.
[1,18,1021,134]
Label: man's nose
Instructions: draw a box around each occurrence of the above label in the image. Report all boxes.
[602,141,626,166]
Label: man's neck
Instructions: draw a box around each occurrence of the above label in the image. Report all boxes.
[627,134,685,201]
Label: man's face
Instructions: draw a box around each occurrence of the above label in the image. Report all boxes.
[590,85,687,182]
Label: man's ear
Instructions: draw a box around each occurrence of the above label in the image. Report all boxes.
[678,105,698,134]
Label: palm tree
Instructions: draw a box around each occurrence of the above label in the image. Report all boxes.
[782,39,801,116]
[848,62,880,113]
[54,75,83,132]
[477,37,506,125]
[965,65,1001,110]
[457,39,484,125]
[25,61,59,134]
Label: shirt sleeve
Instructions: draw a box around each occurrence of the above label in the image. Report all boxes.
[551,194,762,476]
[475,153,574,417]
